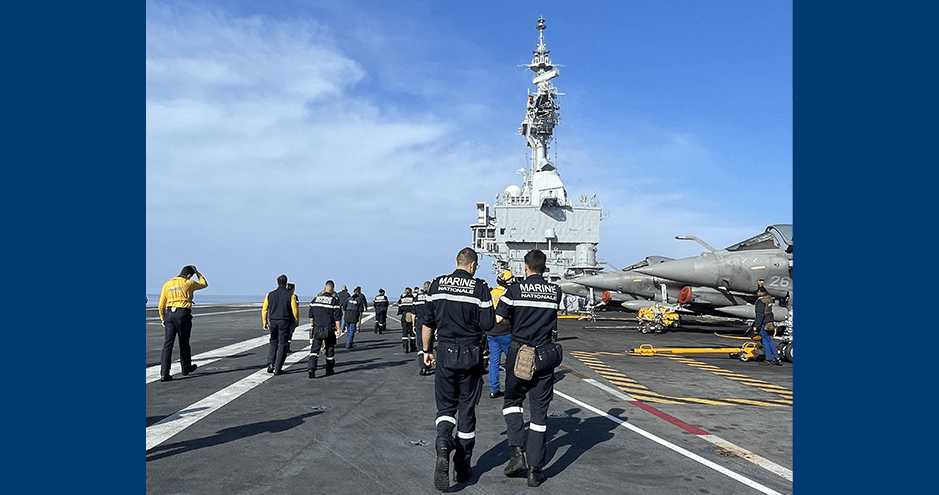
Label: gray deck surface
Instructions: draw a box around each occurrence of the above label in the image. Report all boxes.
[146,305,792,495]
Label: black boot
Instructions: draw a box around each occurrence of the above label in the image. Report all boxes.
[325,363,335,376]
[504,446,527,477]
[527,466,547,487]
[453,457,471,483]
[434,442,451,491]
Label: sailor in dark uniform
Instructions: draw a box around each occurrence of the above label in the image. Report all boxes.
[495,249,562,487]
[421,248,494,491]
[262,275,299,375]
[415,281,434,375]
[307,280,343,378]
[373,289,389,334]
[343,286,367,349]
[753,286,782,366]
[397,287,416,352]
[285,283,298,352]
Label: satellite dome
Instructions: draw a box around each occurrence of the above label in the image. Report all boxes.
[504,185,522,198]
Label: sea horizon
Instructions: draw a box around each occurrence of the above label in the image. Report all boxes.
[145,294,279,307]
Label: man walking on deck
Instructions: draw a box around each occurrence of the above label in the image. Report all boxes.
[308,280,343,378]
[421,248,494,490]
[373,289,389,333]
[263,275,300,375]
[344,286,367,349]
[158,265,208,382]
[496,249,563,487]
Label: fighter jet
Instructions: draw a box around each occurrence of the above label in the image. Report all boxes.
[567,256,680,309]
[632,224,793,320]
[556,268,648,310]
[570,256,779,318]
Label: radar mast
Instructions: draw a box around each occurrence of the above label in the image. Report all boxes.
[471,18,603,283]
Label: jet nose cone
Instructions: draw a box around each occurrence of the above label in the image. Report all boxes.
[633,256,718,287]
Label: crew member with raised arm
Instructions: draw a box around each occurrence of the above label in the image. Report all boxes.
[158,265,208,382]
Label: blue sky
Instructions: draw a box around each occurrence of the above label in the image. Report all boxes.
[146,0,792,299]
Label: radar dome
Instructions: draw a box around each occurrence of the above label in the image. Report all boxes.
[503,185,522,198]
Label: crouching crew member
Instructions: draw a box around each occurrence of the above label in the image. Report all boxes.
[373,289,389,333]
[415,281,435,375]
[422,248,494,491]
[496,249,563,487]
[263,275,300,375]
[308,280,343,378]
[398,287,416,352]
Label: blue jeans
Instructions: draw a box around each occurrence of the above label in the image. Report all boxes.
[759,327,780,361]
[346,322,357,348]
[487,334,512,392]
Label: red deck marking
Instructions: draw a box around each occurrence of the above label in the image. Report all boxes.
[628,400,711,436]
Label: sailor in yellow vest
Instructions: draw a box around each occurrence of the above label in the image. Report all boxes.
[158,265,208,382]
[486,270,515,398]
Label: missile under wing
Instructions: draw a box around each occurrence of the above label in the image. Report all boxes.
[712,302,790,321]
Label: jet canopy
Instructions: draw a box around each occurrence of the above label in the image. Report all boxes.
[724,224,793,253]
[621,256,674,272]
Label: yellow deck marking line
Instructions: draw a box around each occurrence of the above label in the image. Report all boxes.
[667,356,792,401]
[571,351,790,407]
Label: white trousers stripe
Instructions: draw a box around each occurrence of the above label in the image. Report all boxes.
[436,416,457,425]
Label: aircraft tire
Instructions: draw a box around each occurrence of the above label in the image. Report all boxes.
[782,342,793,362]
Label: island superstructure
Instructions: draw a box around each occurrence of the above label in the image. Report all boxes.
[471,18,603,283]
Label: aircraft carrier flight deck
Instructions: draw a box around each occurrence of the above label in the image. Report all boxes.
[146,303,792,495]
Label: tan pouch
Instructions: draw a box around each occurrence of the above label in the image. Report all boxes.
[515,344,535,380]
[406,313,415,324]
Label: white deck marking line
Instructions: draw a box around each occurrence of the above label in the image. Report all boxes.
[147,314,379,449]
[703,436,793,482]
[145,324,310,384]
[554,390,786,495]
[147,340,314,451]
[583,378,636,401]
[146,314,376,383]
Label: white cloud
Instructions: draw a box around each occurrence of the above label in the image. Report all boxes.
[145,1,791,296]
